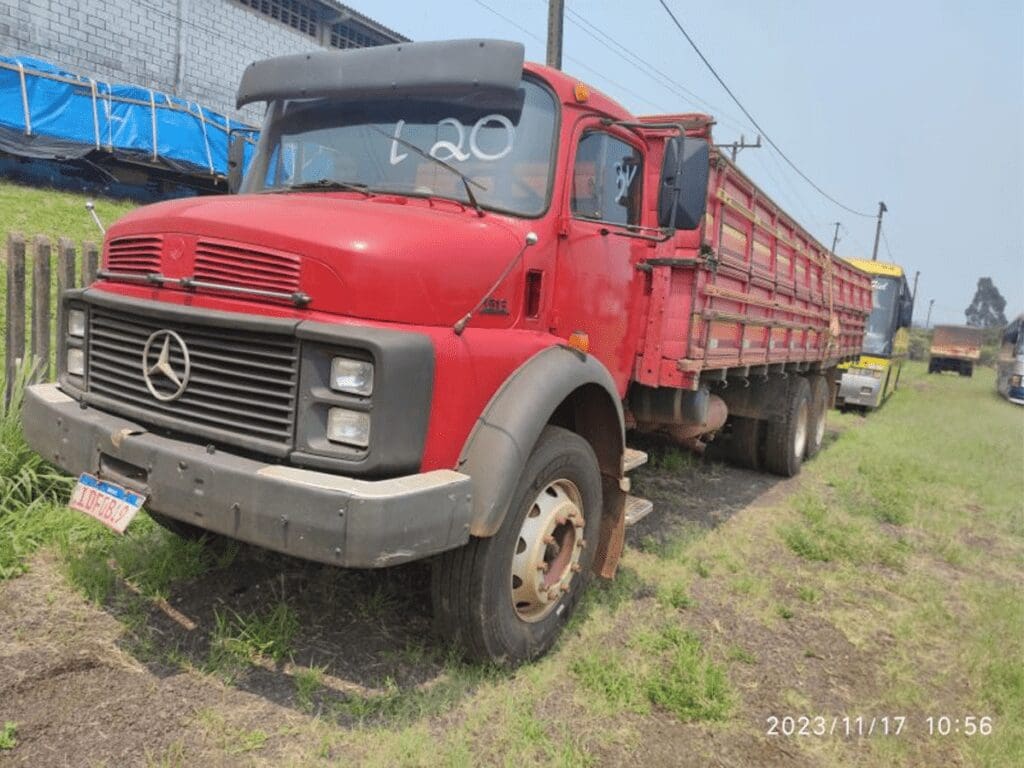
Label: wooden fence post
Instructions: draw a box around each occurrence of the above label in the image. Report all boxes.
[31,235,52,382]
[82,241,99,285]
[56,238,78,375]
[5,232,27,403]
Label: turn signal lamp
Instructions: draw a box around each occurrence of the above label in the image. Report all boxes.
[573,83,590,103]
[567,330,590,354]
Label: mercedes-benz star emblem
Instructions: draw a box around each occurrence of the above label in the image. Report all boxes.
[142,330,191,402]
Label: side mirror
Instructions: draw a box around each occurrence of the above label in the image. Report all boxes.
[227,133,246,194]
[657,135,709,231]
[898,279,915,328]
[899,295,915,329]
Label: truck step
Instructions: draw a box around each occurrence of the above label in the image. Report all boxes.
[623,448,649,473]
[624,495,654,527]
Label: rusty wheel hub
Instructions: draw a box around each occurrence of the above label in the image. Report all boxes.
[510,478,585,622]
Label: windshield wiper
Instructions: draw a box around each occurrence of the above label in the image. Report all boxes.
[279,178,373,196]
[369,126,486,216]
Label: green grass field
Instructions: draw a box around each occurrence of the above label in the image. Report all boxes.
[0,180,136,247]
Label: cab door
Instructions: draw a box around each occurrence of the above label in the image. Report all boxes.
[552,122,649,394]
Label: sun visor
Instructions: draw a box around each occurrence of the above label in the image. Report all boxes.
[236,39,526,109]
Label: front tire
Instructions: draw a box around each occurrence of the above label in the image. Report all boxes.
[432,426,602,665]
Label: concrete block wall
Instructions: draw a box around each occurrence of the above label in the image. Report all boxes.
[0,0,346,123]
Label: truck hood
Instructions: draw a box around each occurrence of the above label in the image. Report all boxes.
[106,193,526,326]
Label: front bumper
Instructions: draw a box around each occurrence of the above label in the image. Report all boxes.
[837,371,882,407]
[24,384,472,568]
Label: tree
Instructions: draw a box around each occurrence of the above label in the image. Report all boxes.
[964,277,1007,328]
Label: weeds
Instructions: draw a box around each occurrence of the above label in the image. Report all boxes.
[797,586,820,603]
[0,722,16,750]
[726,645,757,664]
[572,625,731,723]
[0,363,76,577]
[206,602,300,676]
[295,664,327,711]
[656,582,693,609]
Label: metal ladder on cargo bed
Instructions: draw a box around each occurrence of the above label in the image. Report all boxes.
[623,448,654,527]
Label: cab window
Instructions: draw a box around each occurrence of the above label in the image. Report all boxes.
[571,132,642,226]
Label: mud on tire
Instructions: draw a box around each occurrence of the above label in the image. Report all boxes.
[431,426,602,665]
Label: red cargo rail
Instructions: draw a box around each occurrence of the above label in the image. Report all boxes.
[634,115,871,392]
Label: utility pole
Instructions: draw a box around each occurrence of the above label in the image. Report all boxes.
[714,134,762,163]
[870,201,887,261]
[926,299,934,329]
[911,270,920,302]
[830,221,841,255]
[546,0,564,70]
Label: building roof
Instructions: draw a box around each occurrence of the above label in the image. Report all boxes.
[319,1,409,43]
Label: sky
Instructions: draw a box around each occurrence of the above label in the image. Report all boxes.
[363,0,1023,326]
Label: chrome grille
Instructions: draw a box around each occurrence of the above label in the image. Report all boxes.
[86,307,298,452]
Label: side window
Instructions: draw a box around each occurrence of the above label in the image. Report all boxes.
[571,132,642,226]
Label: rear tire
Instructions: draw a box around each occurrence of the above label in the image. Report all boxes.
[432,426,602,665]
[728,416,763,470]
[764,376,811,477]
[805,375,829,459]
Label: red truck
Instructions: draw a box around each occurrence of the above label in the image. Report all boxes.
[25,40,870,664]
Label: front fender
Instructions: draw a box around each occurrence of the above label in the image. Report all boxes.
[458,345,624,537]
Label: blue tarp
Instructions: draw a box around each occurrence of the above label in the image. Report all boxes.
[0,55,257,179]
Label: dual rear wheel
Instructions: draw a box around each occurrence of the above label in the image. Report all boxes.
[725,374,829,477]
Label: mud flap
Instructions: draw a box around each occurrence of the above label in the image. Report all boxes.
[593,476,626,579]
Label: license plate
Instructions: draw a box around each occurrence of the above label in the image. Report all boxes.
[69,473,146,534]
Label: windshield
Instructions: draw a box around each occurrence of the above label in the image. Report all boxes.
[863,275,901,356]
[243,78,557,217]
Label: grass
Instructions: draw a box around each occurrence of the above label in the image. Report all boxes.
[0,180,135,248]
[295,664,327,711]
[206,602,301,677]
[0,722,16,750]
[196,709,270,756]
[570,624,732,723]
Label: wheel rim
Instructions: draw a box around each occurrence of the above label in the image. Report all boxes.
[794,400,808,459]
[814,404,826,448]
[510,478,585,622]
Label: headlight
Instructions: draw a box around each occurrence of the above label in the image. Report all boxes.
[327,408,370,448]
[68,309,86,338]
[330,357,373,396]
[67,348,85,376]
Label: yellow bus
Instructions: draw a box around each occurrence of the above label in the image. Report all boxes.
[835,259,914,410]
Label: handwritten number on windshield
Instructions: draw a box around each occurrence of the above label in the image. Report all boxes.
[389,115,515,166]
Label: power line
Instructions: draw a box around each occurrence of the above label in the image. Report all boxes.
[559,2,750,132]
[656,0,875,219]
[473,0,672,114]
